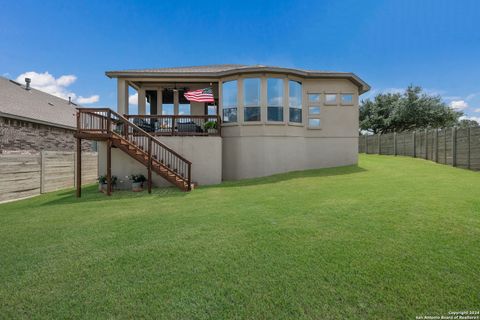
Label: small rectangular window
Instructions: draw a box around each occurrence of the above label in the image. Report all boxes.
[341,93,353,105]
[308,93,320,103]
[309,106,320,115]
[325,94,337,105]
[308,118,321,127]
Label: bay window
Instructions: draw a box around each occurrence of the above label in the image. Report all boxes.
[289,80,302,123]
[222,80,237,123]
[267,78,284,121]
[243,78,261,121]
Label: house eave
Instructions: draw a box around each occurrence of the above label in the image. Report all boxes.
[106,66,370,94]
[0,112,76,130]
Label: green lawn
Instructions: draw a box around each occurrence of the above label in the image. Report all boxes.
[0,155,479,319]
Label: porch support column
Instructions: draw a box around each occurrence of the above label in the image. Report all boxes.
[138,88,146,115]
[76,137,82,198]
[117,79,129,115]
[156,89,163,115]
[174,90,179,115]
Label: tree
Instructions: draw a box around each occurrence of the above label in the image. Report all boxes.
[360,85,462,133]
[458,119,480,128]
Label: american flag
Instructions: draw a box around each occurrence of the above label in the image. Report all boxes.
[184,88,214,102]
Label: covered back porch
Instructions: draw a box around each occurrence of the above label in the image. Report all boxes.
[117,80,221,136]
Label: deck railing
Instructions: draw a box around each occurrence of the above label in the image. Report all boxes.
[77,108,192,191]
[124,115,221,136]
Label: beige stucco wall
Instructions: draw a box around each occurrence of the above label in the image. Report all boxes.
[219,75,360,180]
[222,136,357,180]
[98,136,222,188]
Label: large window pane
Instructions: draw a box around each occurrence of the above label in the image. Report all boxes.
[244,78,260,106]
[267,78,283,121]
[244,78,261,122]
[244,107,260,121]
[289,80,302,123]
[268,107,283,122]
[222,80,237,123]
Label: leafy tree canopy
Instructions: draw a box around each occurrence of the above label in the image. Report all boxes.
[359,85,470,134]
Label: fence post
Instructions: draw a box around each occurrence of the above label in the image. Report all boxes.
[424,129,428,160]
[452,127,457,167]
[467,127,471,169]
[413,131,416,158]
[40,151,45,193]
[378,133,381,154]
[435,129,439,163]
[394,132,397,156]
[365,135,368,154]
[444,128,447,164]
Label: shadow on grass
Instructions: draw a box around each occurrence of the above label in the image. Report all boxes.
[204,164,367,189]
[40,184,187,207]
[41,165,366,205]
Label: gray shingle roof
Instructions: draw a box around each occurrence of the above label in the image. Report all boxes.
[0,76,77,129]
[105,64,370,93]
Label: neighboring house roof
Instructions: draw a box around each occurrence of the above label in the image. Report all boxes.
[105,64,371,93]
[0,76,77,129]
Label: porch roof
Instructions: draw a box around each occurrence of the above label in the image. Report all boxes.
[105,64,371,94]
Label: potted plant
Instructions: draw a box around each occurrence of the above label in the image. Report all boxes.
[98,175,117,192]
[130,174,147,192]
[203,120,217,133]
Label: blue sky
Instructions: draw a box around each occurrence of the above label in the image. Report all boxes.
[1,0,479,120]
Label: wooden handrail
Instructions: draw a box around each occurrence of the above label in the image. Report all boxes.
[77,108,193,188]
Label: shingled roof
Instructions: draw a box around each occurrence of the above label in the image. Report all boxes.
[0,76,78,129]
[105,64,370,93]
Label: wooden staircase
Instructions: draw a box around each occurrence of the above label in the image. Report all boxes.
[75,108,192,193]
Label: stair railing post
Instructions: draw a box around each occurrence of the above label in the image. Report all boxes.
[171,116,176,136]
[107,109,112,136]
[148,136,152,194]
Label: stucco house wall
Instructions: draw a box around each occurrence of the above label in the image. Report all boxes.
[97,136,222,188]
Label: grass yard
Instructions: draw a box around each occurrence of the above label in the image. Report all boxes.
[0,154,479,319]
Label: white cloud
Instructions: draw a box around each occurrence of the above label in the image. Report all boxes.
[15,71,100,105]
[474,108,480,113]
[465,93,479,101]
[449,100,469,110]
[77,95,100,104]
[129,93,138,105]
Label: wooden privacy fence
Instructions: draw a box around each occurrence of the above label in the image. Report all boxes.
[358,127,480,170]
[0,151,97,202]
